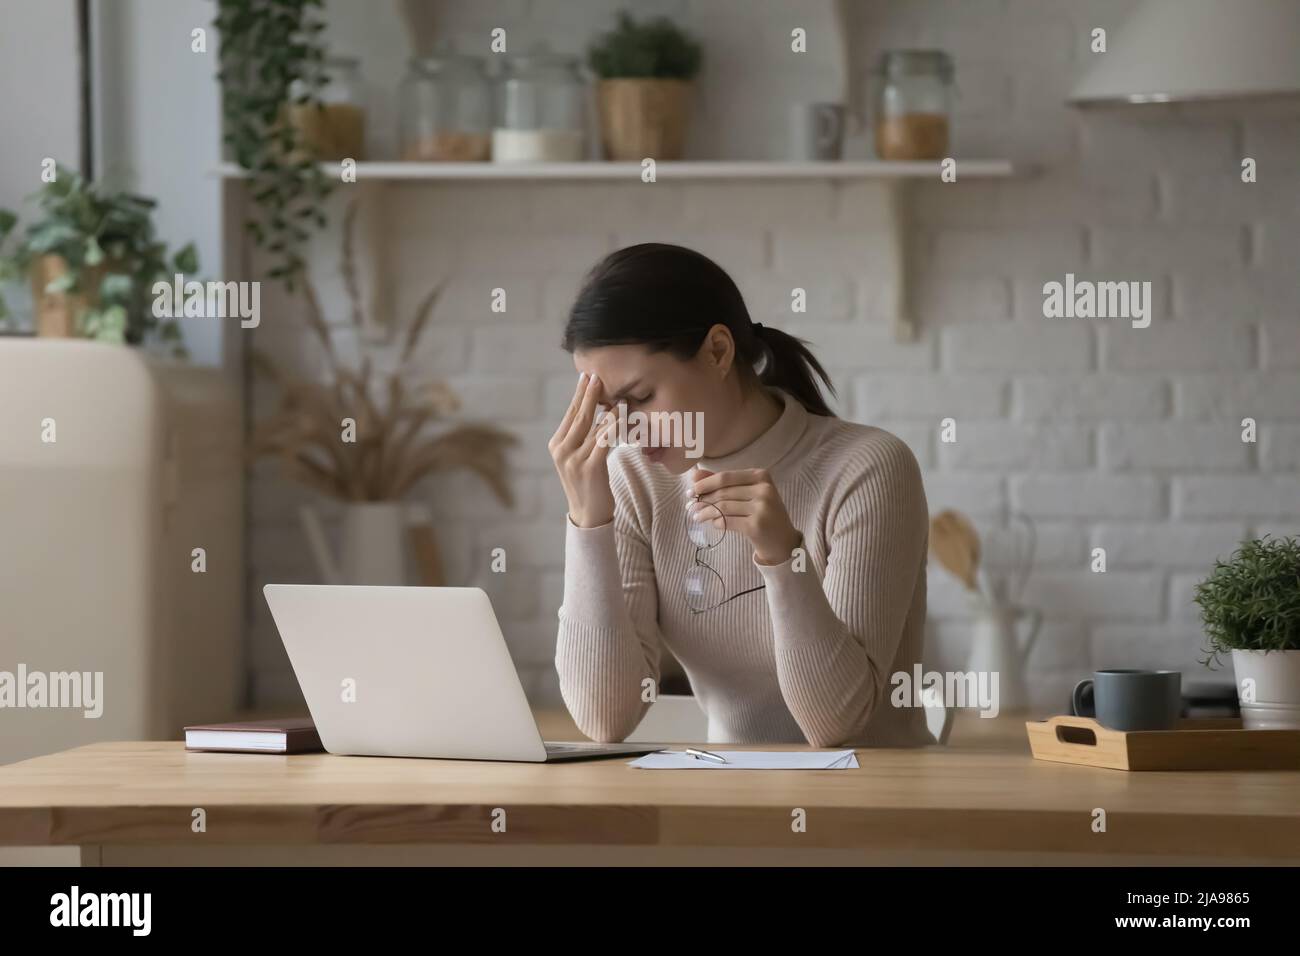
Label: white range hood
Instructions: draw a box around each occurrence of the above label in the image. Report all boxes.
[1070,0,1300,106]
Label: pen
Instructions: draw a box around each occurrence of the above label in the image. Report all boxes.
[685,747,728,764]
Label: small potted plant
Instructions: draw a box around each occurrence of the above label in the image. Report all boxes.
[587,12,702,161]
[0,166,196,350]
[1195,534,1300,730]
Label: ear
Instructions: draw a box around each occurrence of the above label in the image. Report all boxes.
[699,323,735,378]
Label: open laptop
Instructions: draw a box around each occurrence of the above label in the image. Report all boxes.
[263,584,661,762]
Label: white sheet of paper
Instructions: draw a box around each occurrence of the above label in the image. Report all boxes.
[628,750,860,769]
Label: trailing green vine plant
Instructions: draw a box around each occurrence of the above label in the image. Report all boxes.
[214,0,334,289]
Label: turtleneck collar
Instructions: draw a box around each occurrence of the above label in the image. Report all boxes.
[694,387,809,473]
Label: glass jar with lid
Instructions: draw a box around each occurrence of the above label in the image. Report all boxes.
[399,53,492,161]
[287,55,366,161]
[871,50,954,161]
[492,49,587,162]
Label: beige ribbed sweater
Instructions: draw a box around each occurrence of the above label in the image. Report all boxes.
[555,387,933,748]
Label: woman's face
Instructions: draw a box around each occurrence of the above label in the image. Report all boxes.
[572,330,735,475]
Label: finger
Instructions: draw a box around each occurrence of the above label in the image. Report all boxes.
[587,409,619,457]
[588,417,619,461]
[560,374,604,451]
[695,513,749,534]
[580,408,617,457]
[692,467,766,496]
[691,499,756,520]
[694,485,760,506]
[551,372,589,445]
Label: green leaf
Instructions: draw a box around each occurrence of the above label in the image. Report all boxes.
[84,236,105,266]
[100,304,128,340]
[46,171,76,197]
[45,272,76,294]
[173,242,199,274]
[99,272,134,301]
[26,222,79,255]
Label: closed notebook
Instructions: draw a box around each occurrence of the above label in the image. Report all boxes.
[184,717,323,754]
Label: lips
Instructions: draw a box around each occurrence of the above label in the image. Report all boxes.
[641,446,666,462]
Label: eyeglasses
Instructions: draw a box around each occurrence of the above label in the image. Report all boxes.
[684,497,766,614]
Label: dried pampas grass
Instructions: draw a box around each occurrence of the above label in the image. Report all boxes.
[250,200,516,504]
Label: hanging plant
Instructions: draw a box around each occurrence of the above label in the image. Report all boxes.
[214,0,334,289]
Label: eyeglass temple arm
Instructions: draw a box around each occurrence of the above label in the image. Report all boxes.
[719,583,766,606]
[688,584,767,616]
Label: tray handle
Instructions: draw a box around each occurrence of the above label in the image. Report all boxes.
[1042,714,1107,747]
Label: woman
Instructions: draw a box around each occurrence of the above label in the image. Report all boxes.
[550,243,932,748]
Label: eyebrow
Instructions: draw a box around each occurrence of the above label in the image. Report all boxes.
[606,378,645,403]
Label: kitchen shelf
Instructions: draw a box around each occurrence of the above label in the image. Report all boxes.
[218,157,1025,342]
[216,159,1017,181]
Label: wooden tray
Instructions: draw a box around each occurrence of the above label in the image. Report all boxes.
[1026,715,1300,771]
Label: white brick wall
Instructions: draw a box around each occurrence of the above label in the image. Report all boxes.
[1100,424,1252,471]
[245,0,1300,713]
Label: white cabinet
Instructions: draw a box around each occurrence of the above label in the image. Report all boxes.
[0,339,244,766]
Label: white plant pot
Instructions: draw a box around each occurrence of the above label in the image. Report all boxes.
[300,501,412,586]
[1230,648,1300,730]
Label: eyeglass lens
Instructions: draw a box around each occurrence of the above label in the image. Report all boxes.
[685,499,725,548]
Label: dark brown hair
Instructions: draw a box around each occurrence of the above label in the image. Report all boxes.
[561,243,836,416]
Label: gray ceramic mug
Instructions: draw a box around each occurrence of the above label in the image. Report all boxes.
[1071,669,1182,731]
[789,102,846,160]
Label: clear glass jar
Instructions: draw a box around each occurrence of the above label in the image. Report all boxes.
[399,54,492,161]
[871,50,954,160]
[288,55,366,160]
[492,50,586,162]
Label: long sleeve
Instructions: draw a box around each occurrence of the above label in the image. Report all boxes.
[754,435,929,747]
[554,502,665,743]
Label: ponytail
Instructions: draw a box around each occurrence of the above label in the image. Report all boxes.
[751,322,837,417]
[563,243,838,417]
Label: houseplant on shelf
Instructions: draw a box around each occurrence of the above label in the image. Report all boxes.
[587,11,702,161]
[1195,534,1300,730]
[0,167,196,351]
[250,202,516,586]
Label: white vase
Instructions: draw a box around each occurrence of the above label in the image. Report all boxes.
[1231,648,1300,730]
[965,590,1042,713]
[300,502,411,585]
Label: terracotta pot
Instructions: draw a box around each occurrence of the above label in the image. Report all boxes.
[284,102,366,162]
[29,255,114,339]
[596,78,692,161]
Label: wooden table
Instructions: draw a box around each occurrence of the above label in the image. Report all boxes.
[2,712,1297,866]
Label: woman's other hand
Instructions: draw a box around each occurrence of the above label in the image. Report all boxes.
[690,467,802,566]
[550,372,618,528]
